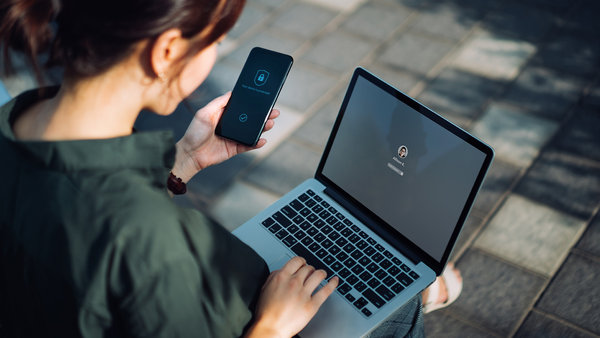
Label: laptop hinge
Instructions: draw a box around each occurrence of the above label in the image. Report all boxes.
[323,187,421,265]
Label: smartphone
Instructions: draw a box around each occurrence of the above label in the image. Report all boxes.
[215,47,293,146]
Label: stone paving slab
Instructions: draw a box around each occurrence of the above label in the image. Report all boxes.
[418,67,506,120]
[342,2,411,41]
[531,32,600,79]
[223,30,304,66]
[277,62,339,113]
[471,159,522,216]
[227,3,269,39]
[480,2,558,42]
[474,194,586,277]
[515,310,596,338]
[210,181,279,231]
[450,31,536,81]
[302,0,366,12]
[378,33,454,75]
[449,211,485,262]
[293,99,340,150]
[410,3,479,42]
[424,310,491,338]
[576,214,600,258]
[453,249,546,335]
[471,104,559,168]
[536,253,600,334]
[244,140,321,195]
[361,63,420,94]
[502,66,585,121]
[303,29,378,73]
[270,2,338,39]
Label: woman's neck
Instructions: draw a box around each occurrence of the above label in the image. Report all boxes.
[13,68,146,141]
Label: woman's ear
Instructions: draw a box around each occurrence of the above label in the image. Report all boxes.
[150,28,188,79]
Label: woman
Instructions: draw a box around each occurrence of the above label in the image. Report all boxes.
[0,0,455,336]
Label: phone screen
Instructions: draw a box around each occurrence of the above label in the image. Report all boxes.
[215,47,293,146]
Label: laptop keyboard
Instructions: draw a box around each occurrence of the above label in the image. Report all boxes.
[261,189,421,318]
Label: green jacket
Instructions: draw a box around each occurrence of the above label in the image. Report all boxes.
[0,88,269,337]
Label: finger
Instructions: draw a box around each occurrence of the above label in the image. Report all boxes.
[263,119,275,132]
[254,138,267,149]
[311,276,339,307]
[293,264,316,281]
[280,256,307,275]
[303,268,327,290]
[268,109,280,119]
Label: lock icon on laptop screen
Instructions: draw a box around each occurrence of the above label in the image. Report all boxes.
[254,70,269,86]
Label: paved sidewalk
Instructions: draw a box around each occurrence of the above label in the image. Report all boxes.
[3,0,599,336]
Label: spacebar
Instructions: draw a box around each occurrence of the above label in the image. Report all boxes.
[291,244,334,278]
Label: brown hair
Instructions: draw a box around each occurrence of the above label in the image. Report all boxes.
[0,0,245,83]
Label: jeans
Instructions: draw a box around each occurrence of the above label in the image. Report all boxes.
[366,295,425,338]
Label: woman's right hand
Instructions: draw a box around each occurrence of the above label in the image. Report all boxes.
[246,256,339,338]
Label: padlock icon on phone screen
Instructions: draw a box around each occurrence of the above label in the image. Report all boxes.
[254,70,269,86]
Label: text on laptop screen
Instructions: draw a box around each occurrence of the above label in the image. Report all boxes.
[322,75,487,261]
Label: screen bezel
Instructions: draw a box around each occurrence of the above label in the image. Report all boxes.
[315,67,494,276]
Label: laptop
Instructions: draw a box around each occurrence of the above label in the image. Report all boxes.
[233,67,494,337]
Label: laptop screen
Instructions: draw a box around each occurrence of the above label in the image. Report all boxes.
[319,69,491,264]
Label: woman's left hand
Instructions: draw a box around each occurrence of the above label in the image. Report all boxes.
[172,92,279,182]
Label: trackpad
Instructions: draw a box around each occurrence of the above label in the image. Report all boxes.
[268,252,294,272]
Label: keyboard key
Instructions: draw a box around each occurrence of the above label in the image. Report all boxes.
[319,210,331,219]
[314,219,326,228]
[401,264,411,272]
[351,250,363,260]
[308,243,320,252]
[292,215,304,224]
[380,259,392,270]
[336,212,345,220]
[321,239,333,248]
[362,308,372,317]
[299,221,311,230]
[383,276,396,287]
[307,214,318,223]
[358,257,371,266]
[275,229,289,240]
[392,257,402,266]
[307,227,318,236]
[351,225,360,232]
[306,189,315,196]
[305,199,316,208]
[367,278,381,289]
[366,263,379,273]
[367,237,377,246]
[290,200,304,211]
[314,233,326,243]
[348,234,360,243]
[314,195,322,202]
[359,231,368,239]
[312,204,323,213]
[351,265,364,275]
[291,243,332,277]
[281,206,297,218]
[374,269,387,280]
[323,255,335,265]
[354,281,367,292]
[322,225,333,234]
[383,250,393,259]
[375,285,395,301]
[343,219,352,226]
[363,289,385,308]
[273,212,291,227]
[375,244,385,252]
[298,193,309,202]
[343,258,356,268]
[268,223,281,233]
[316,248,328,258]
[338,283,351,295]
[288,224,299,234]
[359,271,371,282]
[347,274,359,285]
[409,271,420,280]
[341,228,352,237]
[294,231,306,240]
[328,206,337,214]
[397,273,413,287]
[343,243,356,253]
[345,294,356,303]
[283,235,297,247]
[339,268,351,278]
[331,261,343,272]
[301,237,313,246]
[328,231,341,241]
[328,245,341,255]
[336,252,349,261]
[321,201,330,208]
[372,253,384,263]
[300,208,311,217]
[388,266,401,276]
[356,240,368,250]
[353,297,368,309]
[326,216,337,225]
[336,238,348,247]
[391,283,405,294]
[333,221,344,231]
[262,218,275,227]
[364,247,376,256]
